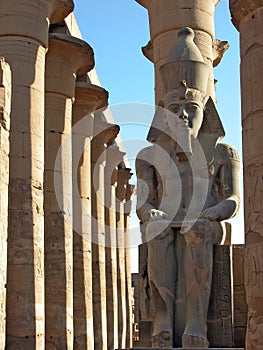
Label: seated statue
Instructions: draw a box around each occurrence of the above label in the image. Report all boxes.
[136,27,240,348]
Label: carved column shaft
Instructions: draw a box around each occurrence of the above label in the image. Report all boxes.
[105,147,126,350]
[116,168,132,348]
[0,59,11,350]
[0,1,73,347]
[44,33,94,350]
[135,0,220,102]
[91,121,119,350]
[72,80,107,350]
[230,1,263,349]
[125,184,135,348]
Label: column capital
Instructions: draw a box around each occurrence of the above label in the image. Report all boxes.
[74,79,108,118]
[93,119,120,143]
[116,168,133,202]
[91,119,120,163]
[125,184,135,216]
[50,0,74,24]
[105,146,126,186]
[212,39,229,67]
[126,184,135,202]
[135,0,150,9]
[142,40,154,62]
[46,33,94,98]
[230,0,263,29]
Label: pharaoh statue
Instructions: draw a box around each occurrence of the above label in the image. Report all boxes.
[136,27,240,348]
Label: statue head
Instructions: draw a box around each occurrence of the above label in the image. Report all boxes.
[147,27,225,160]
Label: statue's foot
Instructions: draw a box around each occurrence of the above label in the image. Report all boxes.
[182,334,209,348]
[152,330,173,348]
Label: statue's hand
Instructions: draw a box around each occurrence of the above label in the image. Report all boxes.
[200,206,220,221]
[146,209,168,221]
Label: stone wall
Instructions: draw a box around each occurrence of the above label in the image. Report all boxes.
[0,3,133,350]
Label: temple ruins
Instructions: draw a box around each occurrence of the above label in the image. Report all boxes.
[0,0,262,349]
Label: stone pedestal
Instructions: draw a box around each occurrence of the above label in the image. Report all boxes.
[72,79,108,350]
[91,120,120,350]
[135,0,225,103]
[0,1,73,348]
[230,1,263,349]
[44,33,94,349]
[0,58,11,350]
[116,168,132,348]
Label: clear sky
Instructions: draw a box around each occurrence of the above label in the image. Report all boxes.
[74,0,244,270]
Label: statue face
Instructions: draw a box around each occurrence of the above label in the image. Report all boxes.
[165,99,204,138]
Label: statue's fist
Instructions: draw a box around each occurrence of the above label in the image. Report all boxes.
[146,209,168,221]
[200,206,220,221]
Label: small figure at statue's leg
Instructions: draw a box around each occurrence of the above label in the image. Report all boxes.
[147,227,176,348]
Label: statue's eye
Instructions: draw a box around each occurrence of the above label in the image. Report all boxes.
[169,104,180,113]
[186,104,198,112]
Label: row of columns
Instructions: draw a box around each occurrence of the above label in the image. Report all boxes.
[0,1,133,349]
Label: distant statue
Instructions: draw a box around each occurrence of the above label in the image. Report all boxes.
[136,27,240,348]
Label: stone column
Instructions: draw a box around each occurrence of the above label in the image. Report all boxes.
[230,1,263,348]
[0,1,73,348]
[135,0,226,103]
[91,120,120,350]
[125,184,135,348]
[0,58,11,350]
[72,77,108,350]
[44,33,94,349]
[105,146,125,350]
[116,168,132,348]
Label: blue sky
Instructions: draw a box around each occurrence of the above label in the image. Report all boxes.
[74,0,244,269]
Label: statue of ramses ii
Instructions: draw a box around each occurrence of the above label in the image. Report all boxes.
[136,27,240,348]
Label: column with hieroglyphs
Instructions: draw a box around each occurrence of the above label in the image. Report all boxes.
[230,1,263,348]
[44,32,94,349]
[72,76,108,350]
[135,0,228,104]
[0,1,73,348]
[105,146,126,350]
[0,58,11,350]
[91,119,120,350]
[124,184,135,348]
[116,168,132,348]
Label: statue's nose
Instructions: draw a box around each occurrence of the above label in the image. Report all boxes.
[179,108,188,122]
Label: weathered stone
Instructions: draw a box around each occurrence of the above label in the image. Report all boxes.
[91,119,120,350]
[116,168,132,349]
[0,1,74,347]
[124,184,135,348]
[135,0,222,102]
[230,1,263,348]
[72,79,107,350]
[44,32,94,350]
[0,58,11,350]
[136,28,240,348]
[105,146,125,350]
[207,245,234,347]
[233,245,247,347]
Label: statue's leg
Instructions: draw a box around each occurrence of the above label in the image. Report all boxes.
[147,227,176,348]
[182,220,223,349]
